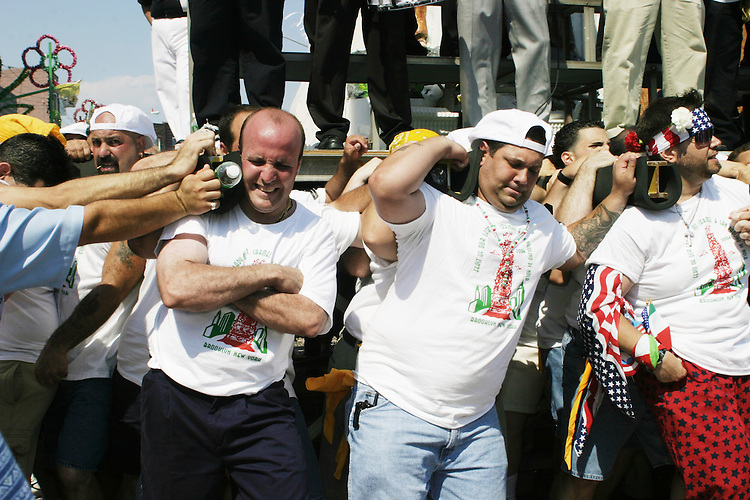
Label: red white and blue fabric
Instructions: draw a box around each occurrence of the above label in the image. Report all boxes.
[646,107,713,157]
[565,264,673,467]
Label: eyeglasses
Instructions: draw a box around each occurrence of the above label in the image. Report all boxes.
[693,127,714,149]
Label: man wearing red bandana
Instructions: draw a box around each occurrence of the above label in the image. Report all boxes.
[580,89,750,498]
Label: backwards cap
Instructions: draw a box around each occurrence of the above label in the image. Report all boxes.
[468,109,554,157]
[89,104,157,148]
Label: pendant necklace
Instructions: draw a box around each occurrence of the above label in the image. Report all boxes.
[673,190,701,247]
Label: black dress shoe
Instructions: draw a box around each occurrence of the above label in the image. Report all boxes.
[317,136,344,150]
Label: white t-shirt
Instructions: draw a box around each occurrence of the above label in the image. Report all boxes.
[149,203,338,397]
[291,190,360,257]
[588,175,750,375]
[116,260,158,386]
[57,243,140,380]
[357,184,577,428]
[343,244,397,341]
[0,287,59,363]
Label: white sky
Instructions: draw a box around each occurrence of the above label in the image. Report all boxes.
[1,0,309,126]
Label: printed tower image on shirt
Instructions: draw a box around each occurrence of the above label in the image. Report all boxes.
[696,227,746,296]
[483,240,515,319]
[203,310,268,354]
[468,234,526,320]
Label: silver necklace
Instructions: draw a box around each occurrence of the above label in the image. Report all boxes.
[673,190,701,247]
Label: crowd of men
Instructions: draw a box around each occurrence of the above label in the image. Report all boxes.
[2,77,750,500]
[0,1,746,499]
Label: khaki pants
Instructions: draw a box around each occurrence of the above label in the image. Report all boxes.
[0,360,57,478]
[602,0,706,137]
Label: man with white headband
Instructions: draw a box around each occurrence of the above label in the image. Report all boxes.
[579,89,750,497]
[348,109,637,498]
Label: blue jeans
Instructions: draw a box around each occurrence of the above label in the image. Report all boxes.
[541,344,565,427]
[347,381,507,499]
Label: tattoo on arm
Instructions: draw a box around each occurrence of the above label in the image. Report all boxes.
[115,242,136,269]
[391,141,424,156]
[568,203,622,260]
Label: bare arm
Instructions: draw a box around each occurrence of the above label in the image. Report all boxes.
[156,234,303,312]
[368,136,468,224]
[340,158,381,195]
[328,184,371,213]
[234,289,329,338]
[0,129,214,209]
[717,159,747,180]
[556,149,618,225]
[141,2,153,24]
[362,202,397,262]
[34,242,146,385]
[78,166,221,245]
[542,157,586,212]
[325,135,369,202]
[615,275,686,383]
[559,153,637,271]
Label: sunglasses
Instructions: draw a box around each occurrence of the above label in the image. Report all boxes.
[693,127,714,149]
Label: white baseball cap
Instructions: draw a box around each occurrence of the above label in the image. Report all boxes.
[468,109,554,157]
[60,121,89,138]
[89,104,157,148]
[446,127,474,151]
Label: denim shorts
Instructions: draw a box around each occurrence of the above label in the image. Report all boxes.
[559,331,671,481]
[541,344,565,426]
[43,378,112,471]
[347,381,507,500]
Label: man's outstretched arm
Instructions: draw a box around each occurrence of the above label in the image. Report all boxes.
[0,129,214,210]
[78,166,221,246]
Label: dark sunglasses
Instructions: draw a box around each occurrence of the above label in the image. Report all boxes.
[693,127,714,149]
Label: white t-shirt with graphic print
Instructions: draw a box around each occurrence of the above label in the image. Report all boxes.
[357,184,577,428]
[149,203,338,397]
[588,175,750,376]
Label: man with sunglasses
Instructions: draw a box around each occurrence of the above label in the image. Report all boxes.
[577,89,750,497]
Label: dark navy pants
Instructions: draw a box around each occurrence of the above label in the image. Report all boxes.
[140,369,308,500]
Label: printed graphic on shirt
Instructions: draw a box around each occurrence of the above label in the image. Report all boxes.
[60,258,78,297]
[202,310,268,354]
[200,255,269,361]
[468,228,532,323]
[696,227,746,296]
[686,220,748,299]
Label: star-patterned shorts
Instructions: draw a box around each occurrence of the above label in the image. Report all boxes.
[637,360,750,499]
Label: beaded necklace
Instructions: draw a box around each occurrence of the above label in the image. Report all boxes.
[476,200,530,290]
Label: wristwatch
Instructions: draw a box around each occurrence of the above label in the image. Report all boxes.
[655,348,668,367]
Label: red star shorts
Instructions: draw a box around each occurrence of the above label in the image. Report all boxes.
[637,360,750,500]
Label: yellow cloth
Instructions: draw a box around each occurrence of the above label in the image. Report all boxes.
[0,114,66,145]
[306,368,355,480]
[388,128,438,154]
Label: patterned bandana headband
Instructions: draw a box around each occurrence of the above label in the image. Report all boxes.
[645,107,713,157]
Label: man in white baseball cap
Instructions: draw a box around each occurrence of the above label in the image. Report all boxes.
[347,109,637,499]
[89,104,158,174]
[35,103,159,498]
